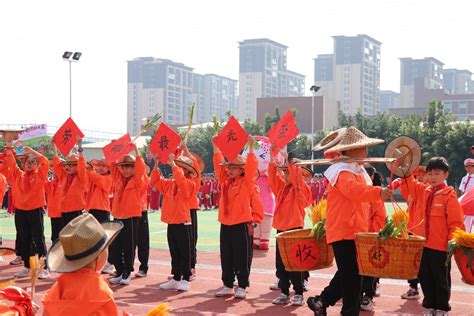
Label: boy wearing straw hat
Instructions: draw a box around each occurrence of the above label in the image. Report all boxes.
[108,145,147,286]
[307,127,393,316]
[212,136,263,299]
[52,137,87,226]
[42,213,123,315]
[151,152,197,291]
[269,147,313,306]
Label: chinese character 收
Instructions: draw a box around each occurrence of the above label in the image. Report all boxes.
[226,129,237,142]
[111,143,124,153]
[295,244,317,264]
[278,124,288,139]
[159,136,169,151]
[62,129,73,145]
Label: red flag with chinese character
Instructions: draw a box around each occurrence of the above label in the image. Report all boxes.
[267,110,299,153]
[214,116,248,161]
[149,123,182,164]
[53,118,84,157]
[103,133,133,165]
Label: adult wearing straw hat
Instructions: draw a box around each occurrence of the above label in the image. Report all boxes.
[42,213,123,315]
[307,127,393,315]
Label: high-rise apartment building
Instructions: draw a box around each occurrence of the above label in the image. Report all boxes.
[238,38,304,121]
[399,57,444,108]
[314,34,381,116]
[443,69,473,95]
[380,90,400,112]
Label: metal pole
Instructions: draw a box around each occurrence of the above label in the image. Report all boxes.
[69,60,72,117]
[311,92,315,161]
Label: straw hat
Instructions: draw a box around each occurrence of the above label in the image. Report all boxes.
[219,155,246,167]
[384,136,421,178]
[313,128,347,151]
[61,154,79,165]
[47,213,123,273]
[323,127,384,155]
[277,159,314,179]
[115,154,135,166]
[191,152,205,173]
[90,157,108,167]
[175,156,198,178]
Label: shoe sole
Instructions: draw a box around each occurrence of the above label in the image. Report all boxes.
[401,296,420,299]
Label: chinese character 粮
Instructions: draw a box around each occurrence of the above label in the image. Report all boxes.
[159,136,169,151]
[278,124,288,139]
[111,143,124,153]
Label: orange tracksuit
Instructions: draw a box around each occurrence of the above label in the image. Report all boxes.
[0,174,6,205]
[367,199,387,233]
[400,176,427,236]
[325,171,382,244]
[213,152,262,225]
[42,268,119,316]
[85,171,112,212]
[53,156,88,213]
[4,153,48,210]
[269,162,312,231]
[45,177,62,243]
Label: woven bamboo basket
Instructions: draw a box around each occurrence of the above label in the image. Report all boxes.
[355,232,425,279]
[454,248,474,286]
[276,229,334,272]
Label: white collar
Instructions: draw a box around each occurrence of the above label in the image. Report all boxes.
[324,162,372,187]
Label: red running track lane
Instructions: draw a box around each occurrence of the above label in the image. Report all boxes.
[0,243,472,315]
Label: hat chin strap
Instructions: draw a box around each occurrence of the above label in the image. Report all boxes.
[64,234,107,261]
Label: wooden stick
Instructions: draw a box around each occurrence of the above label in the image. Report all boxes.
[296,157,397,166]
[184,102,195,145]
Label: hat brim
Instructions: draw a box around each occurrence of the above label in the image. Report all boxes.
[324,138,384,155]
[175,160,198,178]
[115,162,135,166]
[219,163,245,167]
[47,221,123,273]
[384,136,421,178]
[313,128,347,151]
[277,165,314,179]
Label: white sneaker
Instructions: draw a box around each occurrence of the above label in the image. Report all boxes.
[234,287,246,299]
[38,270,51,279]
[360,295,374,311]
[14,267,30,278]
[177,280,190,291]
[102,263,115,275]
[272,293,290,305]
[215,286,234,297]
[303,279,310,292]
[269,279,279,290]
[109,275,123,285]
[120,274,131,285]
[435,310,448,316]
[292,294,304,306]
[423,309,436,316]
[160,279,180,290]
[10,256,23,266]
[135,270,147,278]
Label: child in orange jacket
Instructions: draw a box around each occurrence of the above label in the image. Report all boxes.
[42,213,123,316]
[401,157,464,315]
[212,136,263,299]
[108,145,147,286]
[86,157,112,223]
[268,149,312,306]
[46,159,62,243]
[151,152,197,292]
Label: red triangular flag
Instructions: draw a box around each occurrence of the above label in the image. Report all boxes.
[214,116,249,161]
[53,118,84,157]
[103,134,133,165]
[267,110,299,153]
[149,123,182,164]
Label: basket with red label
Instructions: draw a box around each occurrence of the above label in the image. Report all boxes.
[447,228,474,285]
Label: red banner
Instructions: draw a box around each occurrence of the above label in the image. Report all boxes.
[267,110,299,153]
[53,118,84,157]
[103,134,133,165]
[149,123,182,164]
[214,116,248,161]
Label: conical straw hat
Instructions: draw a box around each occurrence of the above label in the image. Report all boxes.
[323,127,384,155]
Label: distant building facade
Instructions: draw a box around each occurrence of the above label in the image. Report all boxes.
[443,69,474,95]
[380,90,400,112]
[238,38,305,121]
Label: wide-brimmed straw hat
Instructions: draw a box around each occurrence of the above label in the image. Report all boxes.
[277,158,313,179]
[61,154,79,165]
[323,127,384,155]
[219,155,246,167]
[384,136,421,178]
[47,213,123,273]
[90,157,108,167]
[174,155,198,178]
[115,154,136,166]
[313,128,347,151]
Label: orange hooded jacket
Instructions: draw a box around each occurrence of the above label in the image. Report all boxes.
[4,152,48,210]
[399,176,428,236]
[188,157,201,210]
[85,171,112,212]
[325,171,382,244]
[110,156,147,219]
[54,156,88,212]
[269,162,312,231]
[151,165,194,224]
[45,178,62,218]
[0,174,7,205]
[367,199,386,232]
[213,152,261,226]
[42,268,118,316]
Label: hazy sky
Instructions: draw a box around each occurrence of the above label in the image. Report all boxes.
[1,0,472,134]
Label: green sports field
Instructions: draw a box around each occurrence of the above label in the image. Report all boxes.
[0,203,405,252]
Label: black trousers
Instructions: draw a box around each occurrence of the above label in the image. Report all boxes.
[361,276,376,298]
[419,247,451,312]
[109,217,139,277]
[167,223,192,281]
[61,210,83,227]
[320,240,361,316]
[276,229,304,295]
[50,217,63,243]
[137,210,150,272]
[408,278,419,289]
[190,209,198,269]
[220,223,253,289]
[88,209,110,223]
[15,208,47,269]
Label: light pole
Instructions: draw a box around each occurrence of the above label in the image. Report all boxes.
[62,51,82,117]
[310,85,321,161]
